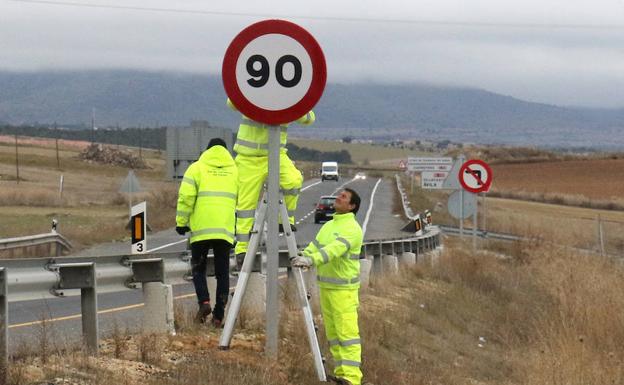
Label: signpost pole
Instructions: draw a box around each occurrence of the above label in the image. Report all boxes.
[472,206,477,250]
[459,154,465,237]
[266,126,280,358]
[482,193,487,234]
[460,189,464,238]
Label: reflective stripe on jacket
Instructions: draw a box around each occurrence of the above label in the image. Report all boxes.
[303,212,363,290]
[176,145,238,244]
[227,98,315,156]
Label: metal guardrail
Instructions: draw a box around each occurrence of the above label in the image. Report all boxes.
[395,174,416,220]
[0,227,441,377]
[438,225,523,242]
[0,231,73,257]
[1,229,441,303]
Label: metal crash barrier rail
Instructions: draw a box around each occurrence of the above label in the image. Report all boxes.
[0,227,441,379]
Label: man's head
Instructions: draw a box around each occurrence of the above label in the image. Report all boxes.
[206,137,227,150]
[334,188,361,215]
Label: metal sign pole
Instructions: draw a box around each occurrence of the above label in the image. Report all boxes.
[266,126,280,357]
[459,189,464,238]
[458,154,465,238]
[472,204,477,250]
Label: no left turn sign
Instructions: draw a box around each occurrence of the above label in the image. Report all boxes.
[222,19,327,125]
[459,159,493,193]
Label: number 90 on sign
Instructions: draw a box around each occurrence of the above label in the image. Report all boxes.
[236,34,313,111]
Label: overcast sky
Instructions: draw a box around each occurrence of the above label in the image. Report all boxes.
[1,0,623,108]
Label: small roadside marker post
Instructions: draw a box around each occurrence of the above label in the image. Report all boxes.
[131,201,147,254]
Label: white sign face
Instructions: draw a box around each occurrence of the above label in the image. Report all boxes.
[441,158,463,189]
[459,162,492,192]
[447,190,477,219]
[235,34,313,111]
[131,201,147,254]
[421,171,448,189]
[408,157,453,172]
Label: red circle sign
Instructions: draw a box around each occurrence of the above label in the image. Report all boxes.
[458,159,493,193]
[222,19,327,125]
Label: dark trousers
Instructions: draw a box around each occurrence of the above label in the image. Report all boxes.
[191,239,231,320]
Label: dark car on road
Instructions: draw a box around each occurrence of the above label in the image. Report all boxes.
[314,196,336,224]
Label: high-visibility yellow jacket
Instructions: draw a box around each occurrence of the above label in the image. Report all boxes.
[176,145,238,244]
[303,212,363,290]
[227,98,315,156]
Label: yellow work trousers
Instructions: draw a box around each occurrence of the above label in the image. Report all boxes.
[321,288,362,385]
[234,153,303,255]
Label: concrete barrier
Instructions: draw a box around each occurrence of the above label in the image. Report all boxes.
[241,272,266,317]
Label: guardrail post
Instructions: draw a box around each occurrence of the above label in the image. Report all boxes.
[360,257,372,289]
[0,268,7,384]
[371,242,383,275]
[123,258,174,334]
[53,262,98,354]
[381,242,398,274]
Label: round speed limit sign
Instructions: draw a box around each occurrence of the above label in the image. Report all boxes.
[222,19,327,125]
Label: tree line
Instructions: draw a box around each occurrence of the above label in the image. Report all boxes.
[0,124,352,163]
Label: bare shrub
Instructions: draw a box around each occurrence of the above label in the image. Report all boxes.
[111,319,129,359]
[137,333,162,365]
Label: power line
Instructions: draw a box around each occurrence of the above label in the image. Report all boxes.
[12,0,624,30]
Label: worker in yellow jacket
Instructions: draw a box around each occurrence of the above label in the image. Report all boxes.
[227,98,315,264]
[292,188,364,385]
[176,138,238,326]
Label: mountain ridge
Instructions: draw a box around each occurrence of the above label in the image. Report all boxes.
[0,70,622,148]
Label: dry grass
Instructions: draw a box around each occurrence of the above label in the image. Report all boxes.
[0,137,175,254]
[8,240,624,385]
[398,173,624,256]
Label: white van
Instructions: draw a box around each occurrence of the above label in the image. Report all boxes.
[321,161,339,181]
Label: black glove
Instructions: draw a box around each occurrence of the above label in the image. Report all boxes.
[176,226,190,235]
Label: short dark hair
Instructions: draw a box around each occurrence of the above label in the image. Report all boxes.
[206,137,227,150]
[344,188,361,215]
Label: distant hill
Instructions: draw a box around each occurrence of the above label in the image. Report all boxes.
[0,71,622,149]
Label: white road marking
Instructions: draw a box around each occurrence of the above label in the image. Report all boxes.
[362,178,382,237]
[301,180,322,192]
[147,238,187,253]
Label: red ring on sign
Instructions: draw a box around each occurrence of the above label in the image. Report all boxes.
[458,159,493,193]
[222,19,327,125]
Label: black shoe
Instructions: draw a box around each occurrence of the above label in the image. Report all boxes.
[327,375,352,385]
[194,302,212,324]
[278,224,297,233]
[211,317,224,328]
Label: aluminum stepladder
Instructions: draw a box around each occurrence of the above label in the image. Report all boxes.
[218,191,326,381]
[218,124,326,381]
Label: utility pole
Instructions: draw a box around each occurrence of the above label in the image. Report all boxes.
[54,122,60,170]
[91,108,96,144]
[14,134,19,184]
[139,128,142,161]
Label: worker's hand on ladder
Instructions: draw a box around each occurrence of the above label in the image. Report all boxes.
[291,253,313,268]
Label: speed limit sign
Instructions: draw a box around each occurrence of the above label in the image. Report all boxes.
[222,19,327,125]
